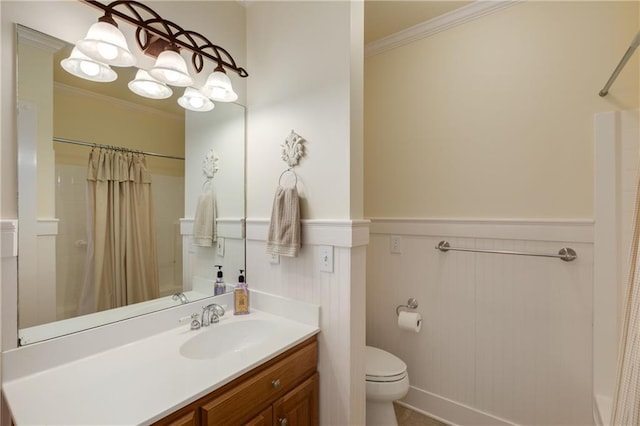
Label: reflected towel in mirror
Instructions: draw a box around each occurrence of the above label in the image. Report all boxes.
[193,190,217,246]
[266,186,300,257]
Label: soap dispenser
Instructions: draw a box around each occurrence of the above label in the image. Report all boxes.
[234,269,249,315]
[214,265,225,296]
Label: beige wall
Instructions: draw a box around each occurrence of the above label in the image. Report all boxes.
[246,1,359,220]
[364,1,639,219]
[54,85,184,177]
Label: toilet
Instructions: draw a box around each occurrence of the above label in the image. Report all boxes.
[365,346,410,426]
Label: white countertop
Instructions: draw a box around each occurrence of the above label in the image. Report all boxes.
[3,306,319,425]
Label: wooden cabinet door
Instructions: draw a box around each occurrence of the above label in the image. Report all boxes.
[245,406,273,426]
[272,373,319,426]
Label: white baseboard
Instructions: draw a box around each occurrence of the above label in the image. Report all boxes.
[401,386,516,426]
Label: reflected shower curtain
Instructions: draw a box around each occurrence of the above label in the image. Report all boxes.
[612,165,640,424]
[78,149,159,315]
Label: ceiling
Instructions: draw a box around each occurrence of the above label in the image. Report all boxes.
[364,1,473,45]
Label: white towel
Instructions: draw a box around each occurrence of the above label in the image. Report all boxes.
[266,186,300,257]
[192,190,216,247]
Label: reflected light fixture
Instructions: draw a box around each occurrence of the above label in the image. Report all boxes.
[202,65,238,102]
[63,0,248,112]
[128,69,172,99]
[75,14,136,67]
[60,47,117,82]
[178,87,214,112]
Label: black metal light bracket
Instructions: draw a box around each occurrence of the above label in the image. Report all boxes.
[83,0,249,77]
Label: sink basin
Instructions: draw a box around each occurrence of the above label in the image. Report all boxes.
[179,319,276,360]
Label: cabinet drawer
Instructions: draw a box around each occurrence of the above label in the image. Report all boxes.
[155,408,199,426]
[201,340,317,426]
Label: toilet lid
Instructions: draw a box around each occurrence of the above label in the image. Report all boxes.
[365,346,407,382]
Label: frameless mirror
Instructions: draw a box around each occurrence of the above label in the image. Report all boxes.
[16,25,246,345]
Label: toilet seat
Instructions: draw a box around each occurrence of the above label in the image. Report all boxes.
[366,346,407,383]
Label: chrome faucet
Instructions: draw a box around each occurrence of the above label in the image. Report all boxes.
[172,292,189,304]
[201,303,225,326]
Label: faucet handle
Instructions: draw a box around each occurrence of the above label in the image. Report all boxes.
[179,313,201,330]
[190,313,201,330]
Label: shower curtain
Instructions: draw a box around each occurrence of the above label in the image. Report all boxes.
[78,148,159,314]
[612,163,640,424]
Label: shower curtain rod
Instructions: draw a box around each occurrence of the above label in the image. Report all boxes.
[53,137,185,161]
[599,30,640,97]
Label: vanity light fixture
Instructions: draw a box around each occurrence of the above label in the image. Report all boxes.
[149,45,193,87]
[75,14,136,67]
[178,87,215,112]
[63,0,248,111]
[128,69,172,99]
[202,65,238,102]
[60,46,118,82]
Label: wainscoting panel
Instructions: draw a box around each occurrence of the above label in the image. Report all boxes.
[246,219,368,426]
[367,219,594,426]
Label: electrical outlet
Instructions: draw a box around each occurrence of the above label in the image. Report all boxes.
[390,235,402,254]
[319,245,334,273]
[269,253,280,264]
[216,237,225,256]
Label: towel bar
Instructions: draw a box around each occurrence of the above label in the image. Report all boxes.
[435,241,577,262]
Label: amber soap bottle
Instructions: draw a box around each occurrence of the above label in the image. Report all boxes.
[234,269,249,315]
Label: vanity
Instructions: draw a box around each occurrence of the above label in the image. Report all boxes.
[156,336,318,426]
[2,292,320,425]
[3,4,322,425]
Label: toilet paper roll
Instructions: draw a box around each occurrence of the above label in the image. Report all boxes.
[398,311,422,333]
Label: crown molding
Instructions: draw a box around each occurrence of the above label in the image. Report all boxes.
[17,25,66,52]
[365,0,521,58]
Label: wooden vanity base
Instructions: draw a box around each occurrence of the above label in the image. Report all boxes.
[154,336,318,426]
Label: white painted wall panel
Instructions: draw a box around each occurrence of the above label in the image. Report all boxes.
[247,219,368,426]
[367,220,593,425]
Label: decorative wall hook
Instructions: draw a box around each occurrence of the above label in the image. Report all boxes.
[281,130,305,168]
[202,149,219,179]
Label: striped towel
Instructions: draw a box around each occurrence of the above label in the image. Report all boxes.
[192,190,216,247]
[266,186,300,257]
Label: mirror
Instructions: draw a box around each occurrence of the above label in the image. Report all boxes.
[16,25,246,345]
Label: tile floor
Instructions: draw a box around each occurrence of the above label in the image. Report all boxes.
[393,402,448,426]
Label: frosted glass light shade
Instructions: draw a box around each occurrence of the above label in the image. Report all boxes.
[149,49,193,87]
[76,21,136,67]
[128,69,173,99]
[202,70,238,102]
[178,87,214,112]
[61,47,117,82]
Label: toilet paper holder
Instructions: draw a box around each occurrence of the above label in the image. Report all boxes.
[396,298,419,316]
